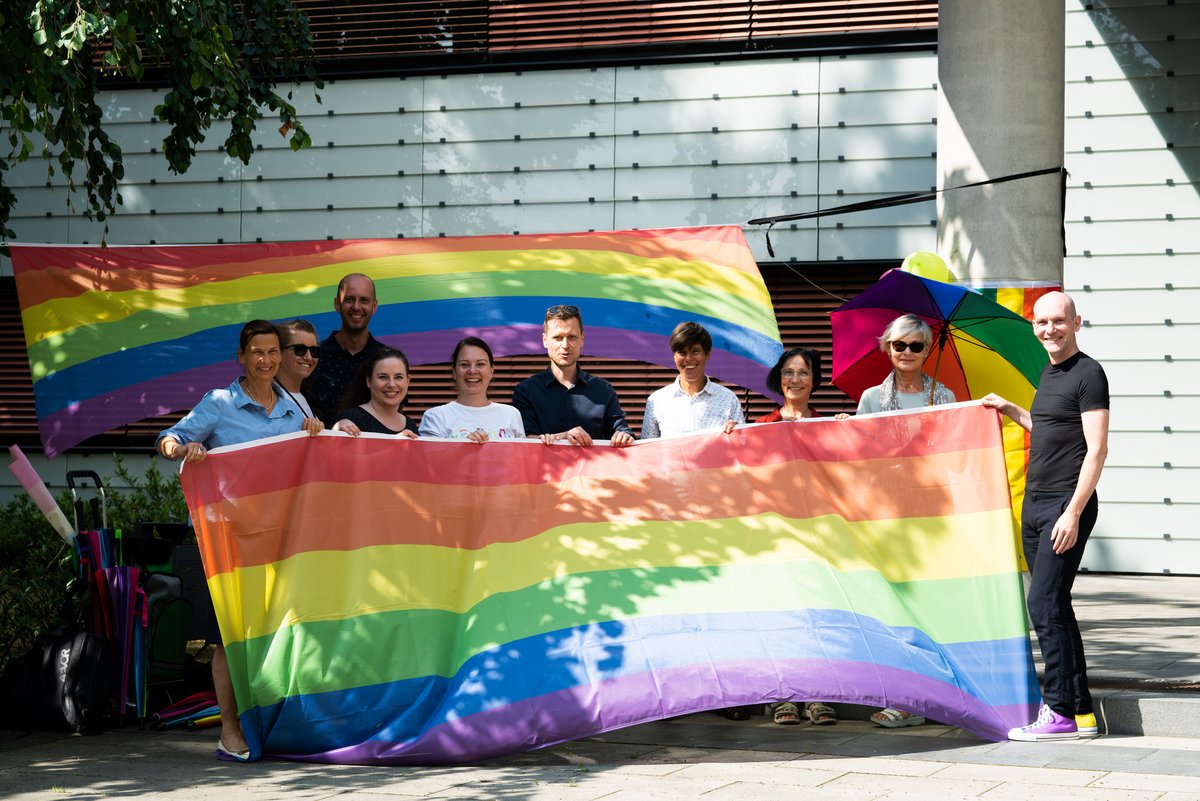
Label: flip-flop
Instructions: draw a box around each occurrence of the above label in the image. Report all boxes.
[871,708,926,728]
[216,739,252,762]
[773,702,801,725]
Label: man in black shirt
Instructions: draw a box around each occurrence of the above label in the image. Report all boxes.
[307,273,384,424]
[984,291,1110,742]
[512,304,634,447]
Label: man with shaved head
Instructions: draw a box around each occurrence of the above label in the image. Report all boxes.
[307,273,384,424]
[984,291,1110,742]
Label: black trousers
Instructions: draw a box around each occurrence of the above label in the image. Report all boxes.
[1022,489,1099,718]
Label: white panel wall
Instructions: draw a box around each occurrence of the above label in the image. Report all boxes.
[3,53,936,273]
[1064,0,1200,574]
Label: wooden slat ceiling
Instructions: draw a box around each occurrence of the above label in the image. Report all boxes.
[291,0,937,60]
[0,262,887,452]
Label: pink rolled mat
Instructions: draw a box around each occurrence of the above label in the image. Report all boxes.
[7,444,74,542]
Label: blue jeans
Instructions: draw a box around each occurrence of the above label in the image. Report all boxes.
[1022,490,1099,718]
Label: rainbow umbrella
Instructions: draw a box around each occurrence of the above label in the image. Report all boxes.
[830,269,1047,407]
[830,269,1049,568]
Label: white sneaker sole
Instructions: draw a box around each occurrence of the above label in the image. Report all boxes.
[1007,729,1080,742]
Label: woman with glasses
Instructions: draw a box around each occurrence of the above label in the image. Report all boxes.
[756,347,823,423]
[839,314,954,729]
[752,347,837,726]
[854,314,955,415]
[276,319,321,418]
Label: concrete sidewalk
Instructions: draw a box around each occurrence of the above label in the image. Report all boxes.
[1057,573,1200,737]
[2,573,1197,799]
[4,715,1200,799]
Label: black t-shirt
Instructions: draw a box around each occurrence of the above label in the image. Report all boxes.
[305,332,384,425]
[1027,352,1109,493]
[335,405,419,436]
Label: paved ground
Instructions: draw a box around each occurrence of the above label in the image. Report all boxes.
[4,715,1200,800]
[3,573,1197,799]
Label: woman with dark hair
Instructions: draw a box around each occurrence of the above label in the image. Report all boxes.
[332,347,419,438]
[752,346,836,726]
[156,319,323,762]
[418,336,525,441]
[276,318,321,418]
[756,347,823,423]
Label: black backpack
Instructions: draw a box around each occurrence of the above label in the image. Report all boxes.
[2,625,112,734]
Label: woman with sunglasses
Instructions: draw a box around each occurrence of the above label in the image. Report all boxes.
[854,314,955,415]
[276,319,321,418]
[839,314,954,729]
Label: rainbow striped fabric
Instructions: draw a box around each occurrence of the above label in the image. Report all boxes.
[180,403,1038,765]
[9,226,782,456]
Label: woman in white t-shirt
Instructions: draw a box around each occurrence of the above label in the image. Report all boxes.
[419,337,525,442]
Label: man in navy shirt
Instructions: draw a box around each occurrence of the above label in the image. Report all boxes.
[512,305,634,447]
[984,291,1110,742]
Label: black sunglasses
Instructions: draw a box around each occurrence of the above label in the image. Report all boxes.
[890,340,926,354]
[288,344,322,358]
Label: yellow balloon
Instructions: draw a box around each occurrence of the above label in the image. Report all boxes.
[901,251,956,283]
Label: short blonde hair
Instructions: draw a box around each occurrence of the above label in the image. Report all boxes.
[878,314,933,354]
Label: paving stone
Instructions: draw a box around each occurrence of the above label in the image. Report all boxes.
[1090,771,1200,792]
[793,754,952,777]
[933,762,1107,786]
[971,782,1161,801]
[668,760,842,785]
[819,771,998,798]
[1123,750,1200,777]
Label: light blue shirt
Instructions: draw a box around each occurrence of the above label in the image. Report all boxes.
[157,378,305,451]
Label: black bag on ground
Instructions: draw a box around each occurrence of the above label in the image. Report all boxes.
[2,625,113,733]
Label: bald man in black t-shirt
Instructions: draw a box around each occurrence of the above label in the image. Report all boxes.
[984,291,1110,743]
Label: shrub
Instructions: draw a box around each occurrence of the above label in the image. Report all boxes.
[0,456,189,676]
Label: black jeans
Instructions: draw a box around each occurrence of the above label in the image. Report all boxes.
[1022,489,1099,718]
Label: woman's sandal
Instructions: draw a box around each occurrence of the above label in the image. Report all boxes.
[773,702,801,725]
[870,707,926,728]
[804,702,837,726]
[718,705,754,721]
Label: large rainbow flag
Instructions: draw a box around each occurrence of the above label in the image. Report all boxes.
[9,226,782,456]
[180,403,1038,764]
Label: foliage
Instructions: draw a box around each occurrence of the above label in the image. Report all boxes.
[0,455,189,675]
[0,492,75,676]
[0,0,323,240]
[106,454,190,532]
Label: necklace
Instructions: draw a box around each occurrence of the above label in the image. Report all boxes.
[243,379,277,410]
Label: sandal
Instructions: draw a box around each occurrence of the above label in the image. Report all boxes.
[804,702,837,726]
[773,702,801,725]
[718,705,754,721]
[871,708,926,728]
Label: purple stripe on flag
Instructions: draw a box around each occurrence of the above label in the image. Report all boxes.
[268,659,1038,765]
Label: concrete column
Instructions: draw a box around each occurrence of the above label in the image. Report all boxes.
[937,0,1065,284]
